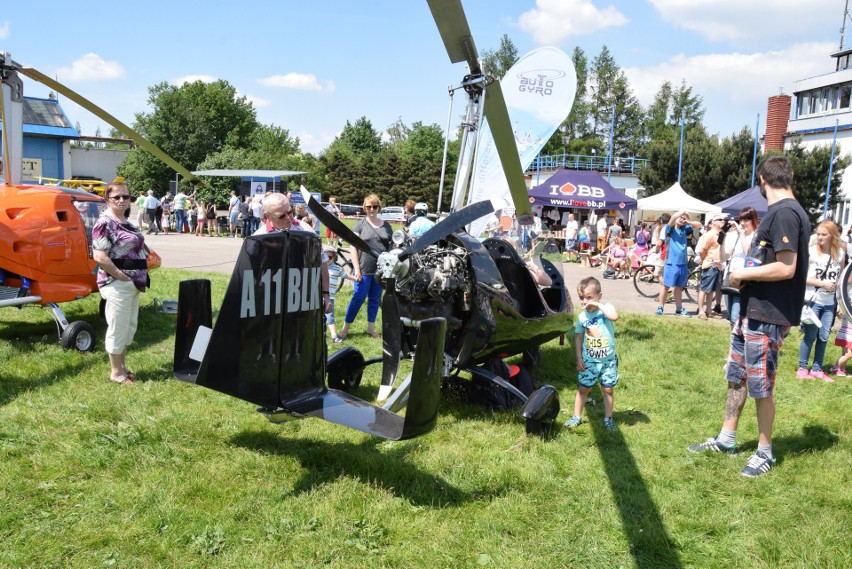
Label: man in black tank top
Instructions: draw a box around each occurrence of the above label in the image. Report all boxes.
[688,156,810,478]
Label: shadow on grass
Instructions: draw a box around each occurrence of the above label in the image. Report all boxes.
[590,414,683,568]
[767,425,838,465]
[231,430,471,508]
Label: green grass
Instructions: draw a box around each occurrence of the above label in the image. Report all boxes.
[0,268,849,568]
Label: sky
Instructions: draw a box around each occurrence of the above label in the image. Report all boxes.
[1,0,846,155]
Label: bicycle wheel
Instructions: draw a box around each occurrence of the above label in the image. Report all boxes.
[633,264,661,298]
[684,268,701,302]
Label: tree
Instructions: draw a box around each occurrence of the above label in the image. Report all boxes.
[330,116,382,158]
[119,79,258,192]
[481,34,519,78]
[588,46,644,157]
[564,47,591,143]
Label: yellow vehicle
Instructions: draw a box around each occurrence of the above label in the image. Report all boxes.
[37,177,107,196]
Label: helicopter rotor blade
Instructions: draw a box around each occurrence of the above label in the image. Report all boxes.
[378,278,402,400]
[18,67,198,184]
[483,81,532,221]
[426,0,481,75]
[399,199,494,260]
[302,190,381,259]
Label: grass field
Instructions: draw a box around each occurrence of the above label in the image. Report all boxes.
[0,267,849,568]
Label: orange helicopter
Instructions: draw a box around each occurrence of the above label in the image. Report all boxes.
[0,53,194,351]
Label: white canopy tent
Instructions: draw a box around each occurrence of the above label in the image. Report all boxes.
[636,182,721,222]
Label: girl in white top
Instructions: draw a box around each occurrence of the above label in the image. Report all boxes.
[797,220,845,380]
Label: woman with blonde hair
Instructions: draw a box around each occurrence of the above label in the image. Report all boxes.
[797,219,844,381]
[338,194,393,340]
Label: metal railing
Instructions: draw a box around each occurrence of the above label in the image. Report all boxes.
[528,154,649,174]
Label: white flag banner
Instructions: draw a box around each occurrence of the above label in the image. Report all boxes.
[468,46,576,238]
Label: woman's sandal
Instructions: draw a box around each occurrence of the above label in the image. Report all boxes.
[109,375,133,385]
[125,370,136,381]
[332,336,344,344]
[366,331,381,339]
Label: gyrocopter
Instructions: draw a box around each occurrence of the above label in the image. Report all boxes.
[170,0,574,438]
[310,0,576,434]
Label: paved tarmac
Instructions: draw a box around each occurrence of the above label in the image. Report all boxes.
[145,232,706,316]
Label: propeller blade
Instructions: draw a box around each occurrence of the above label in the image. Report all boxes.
[483,81,533,221]
[426,0,481,75]
[18,67,198,183]
[378,278,402,400]
[399,199,494,259]
[301,190,380,259]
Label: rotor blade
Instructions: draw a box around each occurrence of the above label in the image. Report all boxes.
[399,199,494,259]
[302,190,380,258]
[426,0,481,75]
[483,81,533,221]
[18,67,198,183]
[378,278,402,401]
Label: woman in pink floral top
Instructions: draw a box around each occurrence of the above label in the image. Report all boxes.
[92,182,148,385]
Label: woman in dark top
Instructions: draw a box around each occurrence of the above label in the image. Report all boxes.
[338,194,392,340]
[92,182,148,384]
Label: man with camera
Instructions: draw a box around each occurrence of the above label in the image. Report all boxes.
[696,213,727,319]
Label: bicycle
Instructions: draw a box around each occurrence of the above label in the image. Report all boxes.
[634,264,700,302]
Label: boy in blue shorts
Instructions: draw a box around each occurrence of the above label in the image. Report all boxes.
[657,210,702,316]
[567,276,620,430]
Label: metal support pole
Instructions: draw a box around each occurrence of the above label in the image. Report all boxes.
[677,114,685,184]
[607,107,615,185]
[436,88,455,216]
[823,119,840,220]
[751,113,760,187]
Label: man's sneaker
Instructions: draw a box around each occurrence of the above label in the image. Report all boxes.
[796,367,810,379]
[676,307,691,317]
[603,417,616,431]
[741,452,775,478]
[565,415,582,428]
[830,365,848,377]
[809,369,834,382]
[688,437,737,454]
[656,306,664,316]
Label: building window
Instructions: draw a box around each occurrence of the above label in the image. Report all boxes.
[809,91,819,114]
[841,84,852,109]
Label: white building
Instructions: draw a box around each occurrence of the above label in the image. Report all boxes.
[781,46,852,228]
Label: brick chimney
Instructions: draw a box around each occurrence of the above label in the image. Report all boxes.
[764,95,791,151]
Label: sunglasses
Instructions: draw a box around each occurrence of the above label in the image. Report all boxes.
[364,205,380,210]
[109,195,131,202]
[274,209,294,219]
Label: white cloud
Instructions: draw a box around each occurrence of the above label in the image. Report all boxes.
[172,74,217,85]
[517,0,628,45]
[298,130,337,154]
[258,72,336,93]
[648,0,839,43]
[0,21,10,39]
[56,53,125,82]
[624,41,835,134]
[242,94,270,108]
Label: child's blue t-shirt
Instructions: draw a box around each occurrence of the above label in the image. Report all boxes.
[662,225,693,266]
[575,306,617,363]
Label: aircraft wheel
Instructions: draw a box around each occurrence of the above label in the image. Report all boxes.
[327,368,363,390]
[61,320,96,352]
